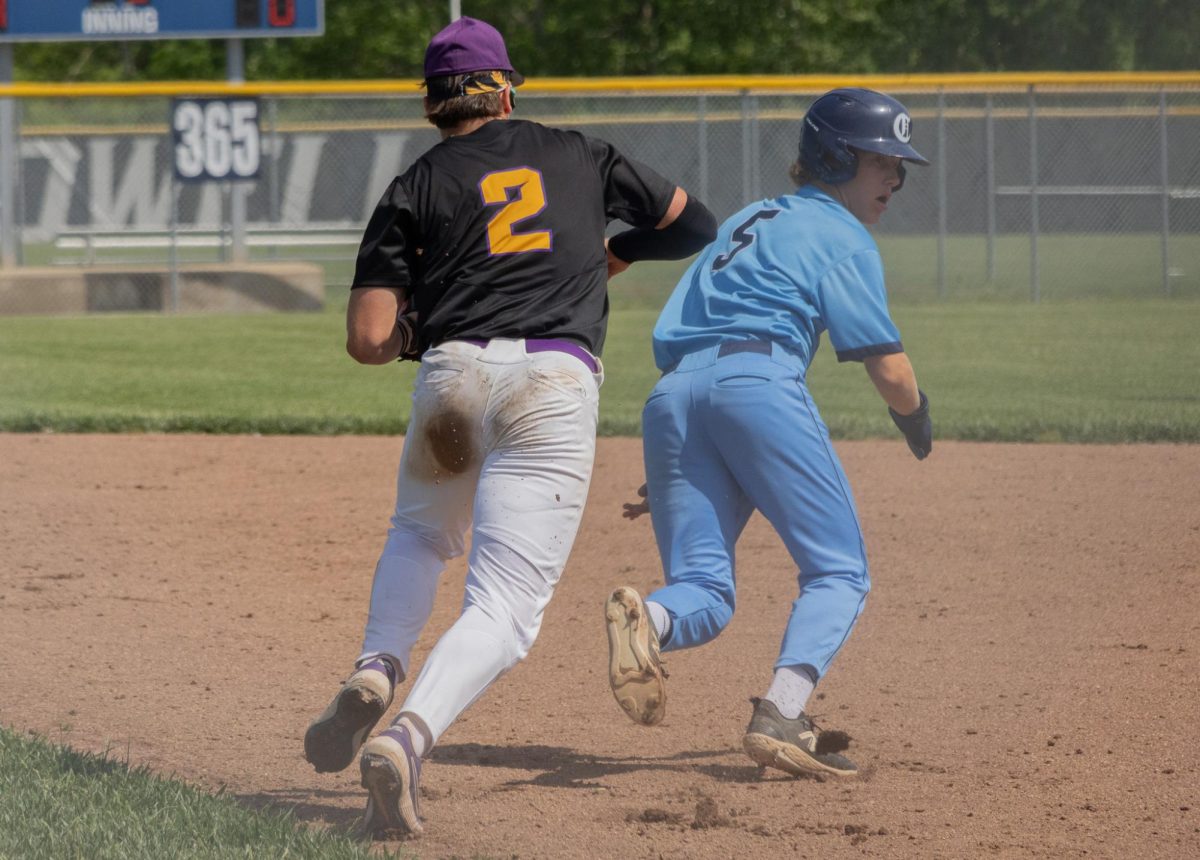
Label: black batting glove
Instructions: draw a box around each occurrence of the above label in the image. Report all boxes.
[889,390,932,460]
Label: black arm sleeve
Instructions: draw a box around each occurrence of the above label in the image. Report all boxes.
[607,194,718,264]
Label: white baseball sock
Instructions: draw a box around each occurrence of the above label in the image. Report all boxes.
[764,664,816,719]
[396,712,433,759]
[645,600,672,643]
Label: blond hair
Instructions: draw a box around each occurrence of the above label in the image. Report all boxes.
[789,160,816,187]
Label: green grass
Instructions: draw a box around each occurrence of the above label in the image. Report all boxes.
[0,726,398,860]
[876,233,1200,303]
[808,301,1200,443]
[1,297,1197,441]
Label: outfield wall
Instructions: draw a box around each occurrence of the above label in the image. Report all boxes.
[2,73,1199,306]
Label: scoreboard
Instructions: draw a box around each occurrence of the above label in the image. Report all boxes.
[0,0,324,42]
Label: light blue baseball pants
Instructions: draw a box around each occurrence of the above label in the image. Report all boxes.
[642,342,870,678]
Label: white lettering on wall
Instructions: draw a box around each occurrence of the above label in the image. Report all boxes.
[88,138,171,227]
[21,139,82,243]
[363,134,410,221]
[20,131,418,237]
[280,135,326,225]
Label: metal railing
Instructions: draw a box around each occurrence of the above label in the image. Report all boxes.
[52,224,362,265]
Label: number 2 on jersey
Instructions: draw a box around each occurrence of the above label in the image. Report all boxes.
[711,208,781,271]
[479,168,553,255]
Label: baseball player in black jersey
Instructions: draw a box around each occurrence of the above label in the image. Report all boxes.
[302,17,716,839]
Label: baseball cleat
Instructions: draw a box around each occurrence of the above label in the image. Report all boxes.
[605,586,668,726]
[741,697,857,777]
[359,725,424,839]
[304,658,398,774]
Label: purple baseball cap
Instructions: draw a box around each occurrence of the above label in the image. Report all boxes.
[424,17,525,86]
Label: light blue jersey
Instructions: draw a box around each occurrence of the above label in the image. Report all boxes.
[639,183,912,679]
[652,185,902,372]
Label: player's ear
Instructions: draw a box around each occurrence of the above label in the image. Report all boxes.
[501,86,515,117]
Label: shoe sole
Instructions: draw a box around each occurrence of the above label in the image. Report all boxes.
[605,587,666,726]
[304,687,387,774]
[360,747,422,838]
[742,732,858,777]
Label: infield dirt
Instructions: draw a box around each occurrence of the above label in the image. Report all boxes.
[1,434,1197,859]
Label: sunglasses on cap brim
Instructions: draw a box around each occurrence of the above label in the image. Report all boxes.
[427,70,514,99]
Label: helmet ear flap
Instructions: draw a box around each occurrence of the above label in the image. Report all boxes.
[895,162,906,192]
[820,133,858,184]
[800,118,858,185]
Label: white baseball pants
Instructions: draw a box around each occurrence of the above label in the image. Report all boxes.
[358,338,602,744]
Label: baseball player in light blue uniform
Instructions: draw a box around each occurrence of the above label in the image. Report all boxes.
[605,88,934,778]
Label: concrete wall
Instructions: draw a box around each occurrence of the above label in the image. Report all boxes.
[0,262,324,316]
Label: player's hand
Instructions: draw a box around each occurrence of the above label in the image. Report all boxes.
[622,483,649,520]
[888,390,932,460]
[395,309,421,362]
[605,238,631,280]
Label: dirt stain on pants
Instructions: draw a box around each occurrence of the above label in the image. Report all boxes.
[425,407,475,477]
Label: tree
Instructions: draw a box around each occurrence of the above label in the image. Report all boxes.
[10,0,1199,81]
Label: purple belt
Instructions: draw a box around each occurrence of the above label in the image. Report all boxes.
[458,338,599,373]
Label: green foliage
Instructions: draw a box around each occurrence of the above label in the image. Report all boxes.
[245,3,444,80]
[1,297,1198,442]
[480,0,891,76]
[15,39,228,82]
[875,0,1200,72]
[0,726,400,860]
[9,0,1200,82]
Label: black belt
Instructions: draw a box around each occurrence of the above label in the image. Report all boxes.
[663,340,772,374]
[717,340,772,358]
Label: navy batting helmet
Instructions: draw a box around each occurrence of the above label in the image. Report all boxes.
[799,88,929,190]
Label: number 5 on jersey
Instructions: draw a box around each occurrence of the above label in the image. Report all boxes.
[711,208,780,271]
[479,168,553,255]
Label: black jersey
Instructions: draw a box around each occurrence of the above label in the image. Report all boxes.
[352,118,676,355]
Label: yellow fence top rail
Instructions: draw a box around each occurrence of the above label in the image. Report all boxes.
[3,71,1200,98]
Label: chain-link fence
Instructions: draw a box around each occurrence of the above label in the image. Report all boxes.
[2,76,1199,314]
